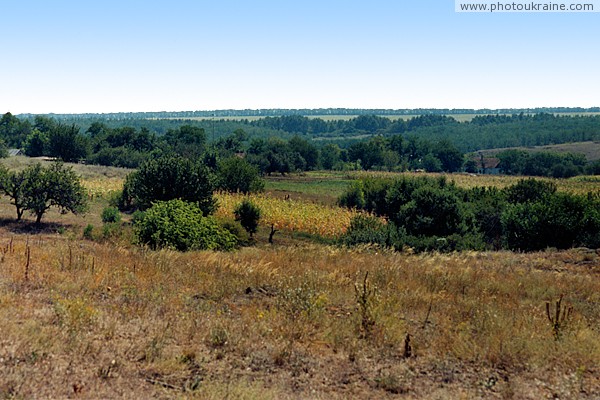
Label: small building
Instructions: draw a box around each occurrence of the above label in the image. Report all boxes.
[8,148,22,157]
[473,156,501,175]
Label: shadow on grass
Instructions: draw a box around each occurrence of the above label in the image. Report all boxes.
[0,216,75,235]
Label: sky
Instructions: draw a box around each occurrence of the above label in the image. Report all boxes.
[1,0,599,114]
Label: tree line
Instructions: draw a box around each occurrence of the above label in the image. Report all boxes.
[2,112,599,177]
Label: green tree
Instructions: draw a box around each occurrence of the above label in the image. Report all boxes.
[21,162,88,224]
[234,199,261,238]
[24,128,49,157]
[216,157,264,194]
[320,144,341,170]
[0,165,27,220]
[47,123,89,162]
[126,156,215,213]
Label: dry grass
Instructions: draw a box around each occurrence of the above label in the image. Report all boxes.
[1,233,600,398]
[1,160,600,398]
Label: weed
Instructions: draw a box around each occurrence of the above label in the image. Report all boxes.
[83,224,94,240]
[207,325,229,348]
[354,271,377,338]
[546,294,573,340]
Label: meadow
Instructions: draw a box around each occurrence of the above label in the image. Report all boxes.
[1,161,600,398]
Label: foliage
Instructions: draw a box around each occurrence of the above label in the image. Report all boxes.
[340,215,401,249]
[216,157,264,194]
[0,165,28,220]
[501,192,600,251]
[83,224,94,240]
[233,199,261,238]
[134,199,237,251]
[339,175,599,253]
[47,123,90,162]
[24,128,49,157]
[125,155,215,214]
[497,149,587,177]
[21,162,88,224]
[0,162,87,223]
[101,206,121,224]
[503,178,557,204]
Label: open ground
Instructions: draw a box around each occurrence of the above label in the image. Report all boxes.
[1,159,600,398]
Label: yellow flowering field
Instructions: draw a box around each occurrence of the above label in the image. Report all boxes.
[215,192,361,237]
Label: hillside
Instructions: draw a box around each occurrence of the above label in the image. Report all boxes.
[479,141,600,162]
[0,162,600,398]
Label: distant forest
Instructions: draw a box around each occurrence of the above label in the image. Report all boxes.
[2,110,600,177]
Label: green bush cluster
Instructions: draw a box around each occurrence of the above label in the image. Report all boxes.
[134,199,237,251]
[340,176,600,252]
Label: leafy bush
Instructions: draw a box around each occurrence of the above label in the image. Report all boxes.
[134,199,236,251]
[395,186,470,237]
[218,217,249,244]
[216,157,264,194]
[125,156,215,214]
[234,199,261,238]
[340,215,401,249]
[501,193,599,251]
[338,181,366,210]
[101,206,121,224]
[83,224,94,240]
[503,178,557,204]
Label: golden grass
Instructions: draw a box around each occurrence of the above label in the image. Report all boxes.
[1,234,600,398]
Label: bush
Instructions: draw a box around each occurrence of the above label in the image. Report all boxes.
[395,186,470,237]
[83,224,94,240]
[501,193,599,251]
[218,217,249,245]
[134,199,236,251]
[503,178,556,204]
[101,206,121,224]
[234,199,261,238]
[338,181,366,210]
[125,156,215,214]
[340,215,402,250]
[216,157,264,194]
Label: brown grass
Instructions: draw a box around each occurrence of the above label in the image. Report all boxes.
[1,233,600,398]
[1,161,600,398]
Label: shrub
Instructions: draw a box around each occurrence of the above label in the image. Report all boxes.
[501,193,598,251]
[125,156,216,214]
[218,217,249,245]
[234,199,261,238]
[216,157,264,194]
[83,224,94,240]
[101,206,121,224]
[395,186,470,237]
[134,199,236,251]
[340,215,401,250]
[338,181,366,210]
[503,178,557,204]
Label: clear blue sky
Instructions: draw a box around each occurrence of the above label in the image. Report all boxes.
[1,0,598,113]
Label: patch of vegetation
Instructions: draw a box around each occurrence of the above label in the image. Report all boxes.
[134,199,237,251]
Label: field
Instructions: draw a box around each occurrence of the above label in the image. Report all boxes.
[479,140,600,162]
[1,161,600,398]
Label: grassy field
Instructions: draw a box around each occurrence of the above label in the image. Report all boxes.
[1,162,600,398]
[479,140,600,162]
